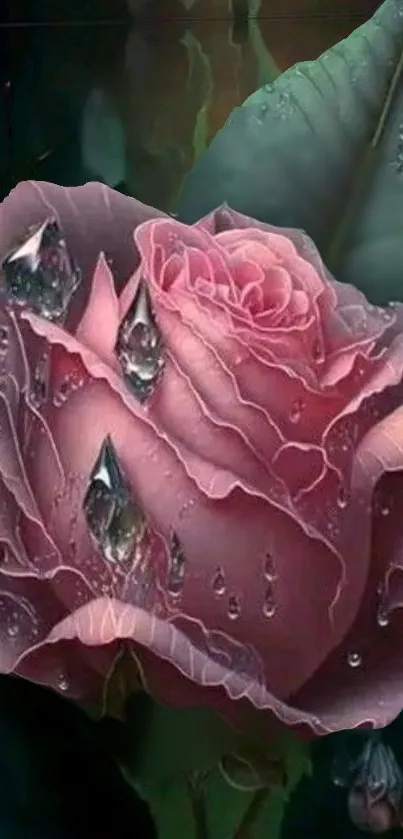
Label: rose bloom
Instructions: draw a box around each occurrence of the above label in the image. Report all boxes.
[1,180,403,736]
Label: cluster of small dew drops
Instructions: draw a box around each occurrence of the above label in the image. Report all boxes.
[210,551,277,621]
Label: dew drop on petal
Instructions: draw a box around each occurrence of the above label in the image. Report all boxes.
[115,278,165,403]
[289,399,305,423]
[212,566,226,596]
[263,552,276,581]
[262,582,276,618]
[228,594,241,620]
[0,326,9,356]
[377,607,390,628]
[57,673,70,692]
[166,531,186,596]
[337,484,348,509]
[347,651,362,668]
[83,435,147,565]
[30,353,50,409]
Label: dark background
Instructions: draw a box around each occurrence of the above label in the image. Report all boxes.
[1,0,382,208]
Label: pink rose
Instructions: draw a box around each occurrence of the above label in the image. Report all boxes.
[1,180,403,735]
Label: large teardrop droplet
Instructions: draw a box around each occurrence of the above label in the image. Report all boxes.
[1,218,81,321]
[115,279,165,403]
[83,435,146,564]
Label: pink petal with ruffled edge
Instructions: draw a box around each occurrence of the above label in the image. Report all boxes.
[18,297,372,710]
[0,180,167,328]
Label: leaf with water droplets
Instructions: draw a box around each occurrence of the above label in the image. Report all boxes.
[176,0,403,305]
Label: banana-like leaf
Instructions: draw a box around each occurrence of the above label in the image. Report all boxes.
[175,0,403,305]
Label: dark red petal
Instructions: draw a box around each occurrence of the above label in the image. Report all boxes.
[291,401,403,733]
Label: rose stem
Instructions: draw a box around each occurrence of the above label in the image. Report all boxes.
[186,774,210,839]
[232,787,272,839]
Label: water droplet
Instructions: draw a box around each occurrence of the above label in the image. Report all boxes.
[83,435,147,564]
[263,553,276,581]
[228,594,241,620]
[377,607,390,628]
[53,375,75,407]
[115,279,165,403]
[30,354,50,408]
[7,623,18,637]
[312,338,323,362]
[275,91,294,119]
[337,484,348,509]
[212,566,226,596]
[1,218,81,321]
[58,673,70,692]
[347,651,362,668]
[167,531,186,596]
[263,583,276,618]
[393,152,403,174]
[290,398,305,423]
[380,504,390,517]
[0,326,9,356]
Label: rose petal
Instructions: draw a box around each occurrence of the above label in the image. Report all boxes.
[0,181,166,327]
[75,254,120,362]
[25,358,361,704]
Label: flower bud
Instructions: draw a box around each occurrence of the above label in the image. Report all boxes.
[347,737,403,833]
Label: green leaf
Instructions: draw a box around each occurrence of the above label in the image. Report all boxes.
[120,694,311,839]
[121,694,238,786]
[282,732,312,800]
[175,0,403,305]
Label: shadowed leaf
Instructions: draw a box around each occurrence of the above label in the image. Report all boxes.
[176,0,403,305]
